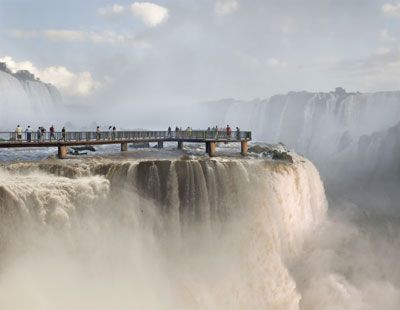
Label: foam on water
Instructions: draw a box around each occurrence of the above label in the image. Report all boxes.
[0,154,327,309]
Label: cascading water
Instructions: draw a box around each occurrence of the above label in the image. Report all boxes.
[0,69,62,128]
[0,155,327,309]
[198,90,400,184]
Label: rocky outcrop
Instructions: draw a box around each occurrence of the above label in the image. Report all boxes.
[248,143,294,163]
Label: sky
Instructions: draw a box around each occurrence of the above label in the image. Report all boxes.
[1,0,400,108]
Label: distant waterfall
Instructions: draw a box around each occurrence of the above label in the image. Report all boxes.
[213,91,400,180]
[0,70,62,128]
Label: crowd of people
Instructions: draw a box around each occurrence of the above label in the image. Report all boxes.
[13,125,120,142]
[14,125,66,142]
[167,125,241,139]
[12,124,242,142]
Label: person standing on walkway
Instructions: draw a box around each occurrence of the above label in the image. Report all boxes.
[226,125,232,139]
[61,127,66,141]
[168,126,172,138]
[186,126,192,137]
[41,127,45,141]
[25,126,32,142]
[236,127,241,140]
[96,126,101,140]
[50,125,55,141]
[112,126,116,140]
[214,125,218,139]
[15,125,22,141]
[37,127,42,141]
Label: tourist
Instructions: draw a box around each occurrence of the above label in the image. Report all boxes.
[186,126,192,137]
[236,127,241,140]
[96,126,101,140]
[168,126,171,137]
[25,126,32,142]
[226,125,232,139]
[40,127,45,141]
[37,127,42,141]
[108,126,112,140]
[15,125,22,141]
[112,126,116,140]
[50,125,55,141]
[61,126,66,141]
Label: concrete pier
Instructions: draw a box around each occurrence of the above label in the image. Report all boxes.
[121,142,128,152]
[241,140,248,156]
[206,141,216,157]
[58,145,67,159]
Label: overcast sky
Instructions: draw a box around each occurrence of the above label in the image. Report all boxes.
[1,0,400,108]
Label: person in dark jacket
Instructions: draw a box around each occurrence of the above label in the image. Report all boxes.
[50,125,55,141]
[61,127,66,141]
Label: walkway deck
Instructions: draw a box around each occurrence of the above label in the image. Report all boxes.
[0,130,252,158]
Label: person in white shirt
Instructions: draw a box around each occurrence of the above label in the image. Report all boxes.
[15,125,22,141]
[25,125,33,142]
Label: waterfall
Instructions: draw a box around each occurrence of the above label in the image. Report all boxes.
[0,156,327,309]
[0,70,62,128]
[207,90,400,181]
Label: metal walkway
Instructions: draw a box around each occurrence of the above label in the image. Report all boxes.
[0,130,252,158]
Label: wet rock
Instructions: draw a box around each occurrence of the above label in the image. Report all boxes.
[272,150,293,163]
[248,145,272,154]
[71,146,96,152]
[69,146,96,156]
[130,142,150,149]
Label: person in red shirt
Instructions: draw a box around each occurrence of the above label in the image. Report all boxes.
[226,125,232,139]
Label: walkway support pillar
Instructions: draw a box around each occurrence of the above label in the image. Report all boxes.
[58,145,67,159]
[241,140,248,156]
[206,141,216,157]
[121,142,128,152]
[158,141,164,149]
[177,141,183,150]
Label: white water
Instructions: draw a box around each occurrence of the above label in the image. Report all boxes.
[0,156,327,309]
[206,91,400,178]
[0,70,62,129]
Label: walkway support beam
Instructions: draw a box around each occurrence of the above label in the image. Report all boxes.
[241,140,248,156]
[206,141,216,157]
[121,142,128,152]
[58,145,67,159]
[158,141,164,149]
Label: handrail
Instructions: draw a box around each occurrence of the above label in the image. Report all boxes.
[0,130,252,143]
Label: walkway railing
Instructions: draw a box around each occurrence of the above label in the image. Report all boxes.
[0,130,252,143]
